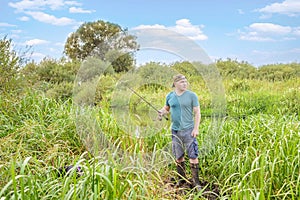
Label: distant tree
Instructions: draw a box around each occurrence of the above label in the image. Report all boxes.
[64,20,139,72]
[20,61,39,86]
[31,58,80,84]
[19,58,81,99]
[137,61,172,82]
[288,62,300,77]
[258,63,298,81]
[78,56,114,82]
[171,61,199,76]
[216,58,256,79]
[105,50,135,73]
[0,36,23,94]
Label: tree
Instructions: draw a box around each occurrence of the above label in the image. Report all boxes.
[64,20,139,72]
[105,50,135,73]
[171,61,198,76]
[0,36,22,94]
[216,58,256,79]
[34,58,80,84]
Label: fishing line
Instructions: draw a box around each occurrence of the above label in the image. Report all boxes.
[113,75,169,120]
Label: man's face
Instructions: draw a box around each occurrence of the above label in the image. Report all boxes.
[175,78,188,91]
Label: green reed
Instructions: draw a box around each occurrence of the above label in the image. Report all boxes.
[0,78,299,199]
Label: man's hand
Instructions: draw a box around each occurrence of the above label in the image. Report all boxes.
[157,109,164,121]
[157,108,168,121]
[191,128,199,137]
[192,106,200,137]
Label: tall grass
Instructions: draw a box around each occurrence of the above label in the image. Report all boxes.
[202,114,299,199]
[0,78,299,199]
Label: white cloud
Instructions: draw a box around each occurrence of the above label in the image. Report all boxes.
[238,23,300,41]
[11,29,22,34]
[69,7,95,14]
[249,23,292,34]
[238,28,274,41]
[65,1,82,6]
[9,0,81,12]
[241,48,300,66]
[43,0,64,10]
[238,9,245,14]
[9,0,84,27]
[133,19,208,41]
[24,39,49,45]
[293,27,300,36]
[10,34,20,39]
[170,19,207,41]
[239,34,274,42]
[9,0,81,27]
[30,52,46,60]
[290,48,300,53]
[49,47,56,52]
[253,48,300,58]
[18,16,30,21]
[0,22,17,27]
[9,0,41,12]
[25,11,77,26]
[55,42,64,46]
[46,0,81,10]
[133,24,166,30]
[257,0,300,17]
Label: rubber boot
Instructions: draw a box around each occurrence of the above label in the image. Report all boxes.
[190,163,202,191]
[175,161,186,187]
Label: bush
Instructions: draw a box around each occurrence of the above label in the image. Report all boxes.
[0,36,23,95]
[46,82,74,101]
[229,79,250,92]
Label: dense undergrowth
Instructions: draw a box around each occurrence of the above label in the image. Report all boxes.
[0,77,299,199]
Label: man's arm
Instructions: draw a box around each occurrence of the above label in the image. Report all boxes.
[158,105,170,120]
[192,106,201,137]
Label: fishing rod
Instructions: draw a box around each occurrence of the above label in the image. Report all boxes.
[126,86,168,120]
[115,77,168,120]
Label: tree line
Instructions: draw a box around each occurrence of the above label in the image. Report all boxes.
[1,20,300,101]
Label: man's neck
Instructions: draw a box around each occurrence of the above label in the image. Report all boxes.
[174,89,186,96]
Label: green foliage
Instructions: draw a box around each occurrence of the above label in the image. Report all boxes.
[229,79,250,92]
[78,56,114,82]
[211,114,300,199]
[105,50,135,73]
[216,58,300,80]
[228,93,280,116]
[64,20,138,72]
[0,36,22,94]
[20,58,81,100]
[216,58,257,79]
[225,79,300,117]
[73,78,98,106]
[137,62,175,82]
[19,62,39,87]
[1,35,300,199]
[95,75,116,105]
[280,88,300,115]
[35,58,79,84]
[0,92,81,147]
[1,75,299,199]
[258,63,299,81]
[73,57,115,106]
[46,82,74,101]
[171,61,200,76]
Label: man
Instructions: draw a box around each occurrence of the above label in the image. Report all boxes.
[158,74,201,191]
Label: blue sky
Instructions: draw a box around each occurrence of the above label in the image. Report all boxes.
[1,0,300,67]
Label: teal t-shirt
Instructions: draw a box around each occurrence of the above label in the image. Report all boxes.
[165,90,199,131]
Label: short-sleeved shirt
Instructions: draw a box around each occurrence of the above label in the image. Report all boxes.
[165,90,199,131]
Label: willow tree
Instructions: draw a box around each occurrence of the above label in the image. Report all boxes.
[64,20,139,72]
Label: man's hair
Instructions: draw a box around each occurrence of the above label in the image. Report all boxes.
[172,74,186,87]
